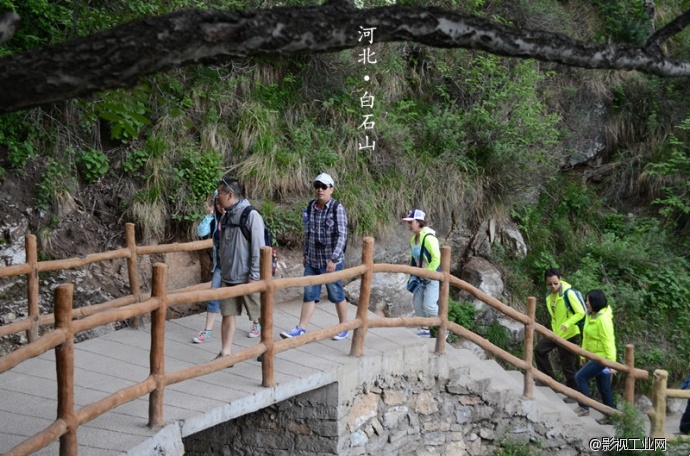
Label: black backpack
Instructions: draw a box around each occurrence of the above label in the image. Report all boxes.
[563,287,587,329]
[223,205,276,275]
[307,198,347,252]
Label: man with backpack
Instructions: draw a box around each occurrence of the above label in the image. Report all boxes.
[535,267,586,399]
[214,177,265,360]
[281,173,349,341]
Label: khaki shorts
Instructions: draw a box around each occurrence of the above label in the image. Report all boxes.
[220,282,261,321]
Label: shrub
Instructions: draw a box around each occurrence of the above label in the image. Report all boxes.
[36,158,76,211]
[491,439,542,456]
[609,401,666,455]
[76,149,109,183]
[0,112,38,169]
[448,299,478,332]
[94,87,152,142]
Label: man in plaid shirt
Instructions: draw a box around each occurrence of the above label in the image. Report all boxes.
[281,173,350,341]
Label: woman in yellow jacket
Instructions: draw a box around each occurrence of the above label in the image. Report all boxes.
[574,289,616,418]
[402,209,440,337]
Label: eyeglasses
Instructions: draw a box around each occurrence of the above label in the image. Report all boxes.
[219,178,234,194]
[313,182,330,190]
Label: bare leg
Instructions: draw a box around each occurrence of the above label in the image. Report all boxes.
[204,312,218,331]
[335,300,348,324]
[220,315,236,355]
[298,301,316,329]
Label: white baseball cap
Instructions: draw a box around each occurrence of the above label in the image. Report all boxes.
[313,173,335,188]
[402,209,426,222]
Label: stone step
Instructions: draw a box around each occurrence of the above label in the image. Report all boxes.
[438,340,615,450]
[504,369,615,442]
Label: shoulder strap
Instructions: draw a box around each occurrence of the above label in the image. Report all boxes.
[419,233,430,267]
[329,199,340,229]
[227,205,253,242]
[329,199,340,214]
[563,287,585,316]
[563,287,574,313]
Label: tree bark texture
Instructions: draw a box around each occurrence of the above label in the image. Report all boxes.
[1,5,690,114]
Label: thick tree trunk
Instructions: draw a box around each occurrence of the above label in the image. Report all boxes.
[1,5,689,114]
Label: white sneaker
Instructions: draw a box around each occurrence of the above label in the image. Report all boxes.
[192,330,211,343]
[248,322,261,338]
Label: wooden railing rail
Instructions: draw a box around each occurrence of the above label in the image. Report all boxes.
[0,223,213,342]
[0,282,212,339]
[1,235,651,455]
[648,369,690,440]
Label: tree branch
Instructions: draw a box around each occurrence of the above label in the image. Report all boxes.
[1,5,689,114]
[645,7,690,54]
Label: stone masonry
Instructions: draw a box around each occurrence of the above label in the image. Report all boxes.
[184,384,340,455]
[182,342,608,456]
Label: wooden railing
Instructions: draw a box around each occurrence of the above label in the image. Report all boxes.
[648,369,690,440]
[0,223,213,341]
[0,234,649,455]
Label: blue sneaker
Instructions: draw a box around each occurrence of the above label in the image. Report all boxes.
[415,328,431,337]
[280,326,306,339]
[332,330,348,341]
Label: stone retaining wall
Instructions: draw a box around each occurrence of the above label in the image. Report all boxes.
[343,371,580,456]
[184,367,585,456]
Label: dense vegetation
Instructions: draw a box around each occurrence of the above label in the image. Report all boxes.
[1,0,690,390]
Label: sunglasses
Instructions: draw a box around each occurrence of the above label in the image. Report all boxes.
[313,182,330,190]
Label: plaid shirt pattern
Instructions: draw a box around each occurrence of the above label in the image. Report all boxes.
[304,198,347,269]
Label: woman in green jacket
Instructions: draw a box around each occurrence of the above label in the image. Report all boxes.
[574,289,616,418]
[402,209,440,337]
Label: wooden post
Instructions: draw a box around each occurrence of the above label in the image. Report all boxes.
[259,247,275,387]
[351,237,374,357]
[148,263,167,428]
[624,344,636,404]
[648,369,667,438]
[26,234,40,342]
[523,296,536,399]
[434,245,451,355]
[55,284,77,456]
[125,223,143,328]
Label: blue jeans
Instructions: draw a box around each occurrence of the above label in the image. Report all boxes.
[575,360,614,410]
[680,399,690,434]
[413,279,439,318]
[207,266,221,313]
[303,261,345,303]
